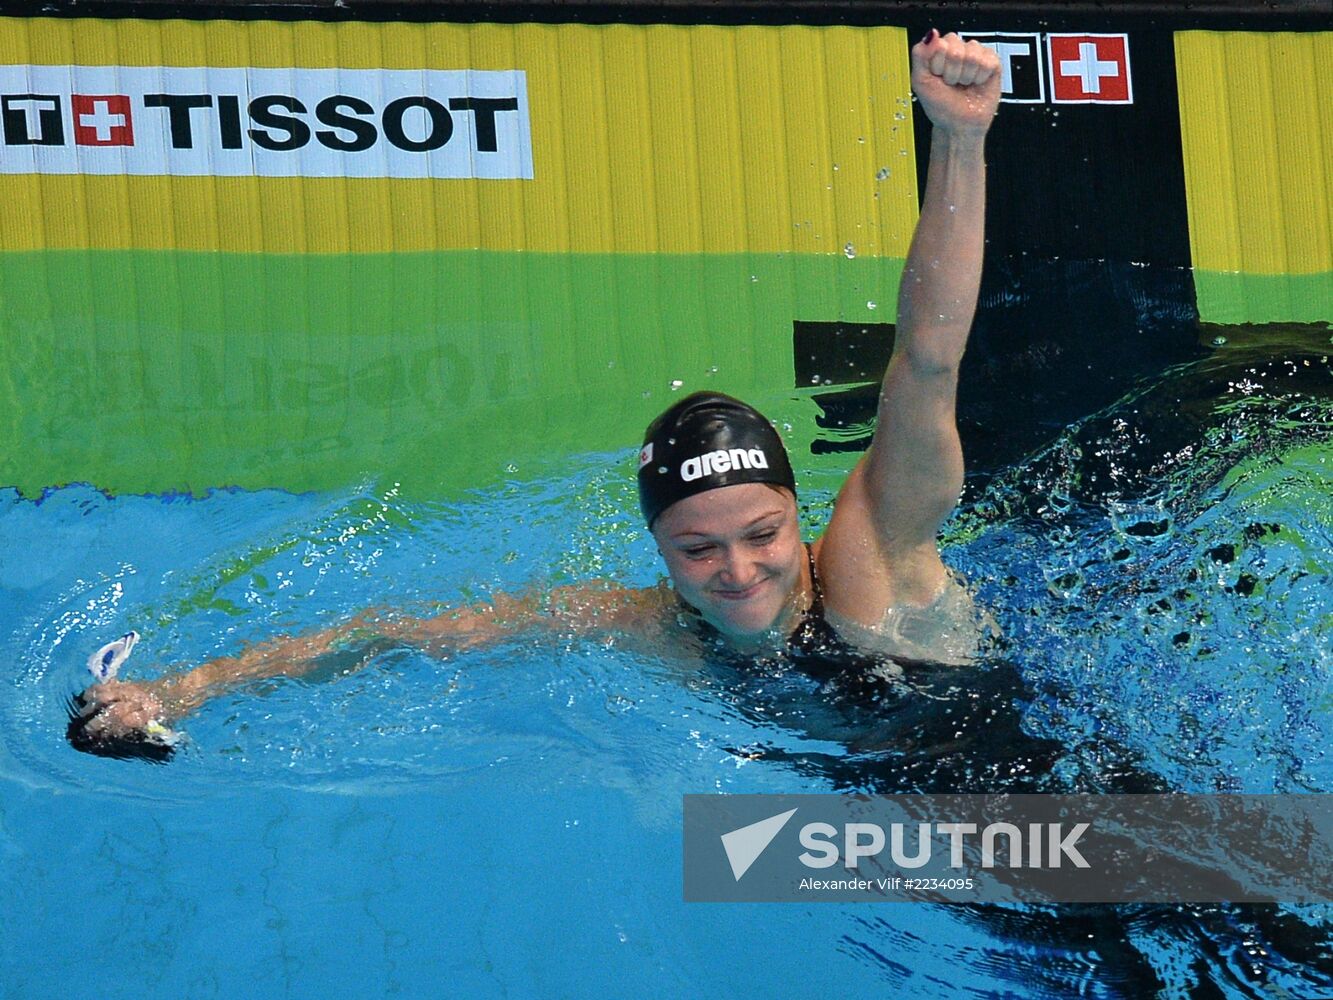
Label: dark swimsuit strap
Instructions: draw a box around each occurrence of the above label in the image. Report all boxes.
[804,542,825,621]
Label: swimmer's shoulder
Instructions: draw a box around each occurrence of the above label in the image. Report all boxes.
[811,531,950,616]
[547,580,718,664]
[820,570,1000,667]
[543,579,678,633]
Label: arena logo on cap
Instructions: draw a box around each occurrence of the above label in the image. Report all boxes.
[680,448,769,482]
[0,65,532,178]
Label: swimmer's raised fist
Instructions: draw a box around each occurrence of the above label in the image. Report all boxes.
[910,29,1001,135]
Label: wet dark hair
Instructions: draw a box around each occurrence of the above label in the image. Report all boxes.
[65,693,176,764]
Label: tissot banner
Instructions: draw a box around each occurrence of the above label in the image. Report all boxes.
[0,65,533,177]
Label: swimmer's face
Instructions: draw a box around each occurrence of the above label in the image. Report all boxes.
[75,681,167,742]
[653,483,806,640]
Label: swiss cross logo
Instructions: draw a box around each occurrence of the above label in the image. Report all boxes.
[72,94,134,146]
[1047,34,1133,104]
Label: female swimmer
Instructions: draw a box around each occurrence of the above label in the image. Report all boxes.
[68,30,1002,761]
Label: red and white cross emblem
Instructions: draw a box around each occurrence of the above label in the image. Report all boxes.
[1046,34,1133,104]
[72,94,135,146]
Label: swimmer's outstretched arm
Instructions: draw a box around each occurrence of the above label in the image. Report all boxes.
[87,621,382,723]
[819,30,1000,612]
[359,583,666,656]
[72,620,381,748]
[84,584,664,726]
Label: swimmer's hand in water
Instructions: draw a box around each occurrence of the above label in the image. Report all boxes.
[75,678,180,745]
[75,633,184,750]
[911,29,1001,135]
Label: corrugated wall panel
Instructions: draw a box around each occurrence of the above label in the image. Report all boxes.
[1176,30,1333,323]
[0,15,917,496]
[0,17,920,257]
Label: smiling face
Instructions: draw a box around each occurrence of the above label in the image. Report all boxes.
[652,483,808,642]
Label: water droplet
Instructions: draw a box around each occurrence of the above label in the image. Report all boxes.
[893,111,906,121]
[875,167,891,181]
[867,301,878,310]
[948,204,956,213]
[856,136,865,143]
[706,366,718,376]
[843,243,856,259]
[656,465,668,474]
[669,379,683,391]
[832,163,840,171]
[1211,335,1227,347]
[749,274,759,283]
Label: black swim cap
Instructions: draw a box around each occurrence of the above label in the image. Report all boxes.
[637,392,796,527]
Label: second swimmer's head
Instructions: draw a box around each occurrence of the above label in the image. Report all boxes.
[66,692,177,763]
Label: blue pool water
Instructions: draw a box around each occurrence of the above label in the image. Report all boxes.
[1,326,1331,997]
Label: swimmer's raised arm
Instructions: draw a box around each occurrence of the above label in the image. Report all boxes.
[818,30,1000,616]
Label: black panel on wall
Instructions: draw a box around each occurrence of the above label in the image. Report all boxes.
[902,15,1192,269]
[892,10,1207,479]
